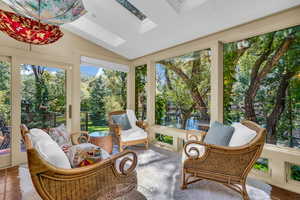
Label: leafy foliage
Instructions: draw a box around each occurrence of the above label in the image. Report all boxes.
[80,67,127,129]
[135,65,147,120]
[0,61,10,125]
[224,25,300,147]
[291,164,300,181]
[21,65,66,129]
[88,76,106,125]
[155,49,211,129]
[253,158,269,173]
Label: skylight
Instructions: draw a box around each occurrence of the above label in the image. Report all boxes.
[167,0,208,13]
[115,0,147,21]
[66,17,126,47]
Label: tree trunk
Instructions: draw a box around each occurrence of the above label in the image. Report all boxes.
[159,61,210,121]
[141,101,146,120]
[164,68,173,90]
[244,84,260,122]
[181,115,189,129]
[266,71,296,144]
[181,110,194,129]
[135,84,139,117]
[120,73,127,109]
[180,104,195,129]
[244,33,295,122]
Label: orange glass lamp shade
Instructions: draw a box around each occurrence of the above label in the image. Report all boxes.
[0,9,63,45]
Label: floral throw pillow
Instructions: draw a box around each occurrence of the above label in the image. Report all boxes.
[48,124,72,152]
[66,143,110,168]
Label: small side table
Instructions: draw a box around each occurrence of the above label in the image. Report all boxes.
[90,131,113,154]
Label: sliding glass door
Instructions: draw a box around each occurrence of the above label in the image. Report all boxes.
[0,57,72,168]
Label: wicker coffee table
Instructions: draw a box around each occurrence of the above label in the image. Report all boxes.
[90,131,113,154]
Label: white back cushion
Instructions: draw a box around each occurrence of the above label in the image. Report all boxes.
[126,109,138,129]
[229,123,257,147]
[29,128,53,146]
[29,129,71,169]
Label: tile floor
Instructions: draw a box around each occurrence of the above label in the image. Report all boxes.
[0,166,300,200]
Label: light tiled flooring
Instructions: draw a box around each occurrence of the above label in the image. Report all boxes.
[0,166,299,200]
[0,166,21,200]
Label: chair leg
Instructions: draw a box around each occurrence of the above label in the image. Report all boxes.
[145,140,149,150]
[241,182,249,200]
[181,169,187,190]
[119,143,123,152]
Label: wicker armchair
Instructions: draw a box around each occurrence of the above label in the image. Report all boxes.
[181,120,266,200]
[109,110,149,152]
[20,125,140,200]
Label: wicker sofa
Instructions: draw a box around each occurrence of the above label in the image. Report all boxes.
[20,125,141,200]
[181,120,266,200]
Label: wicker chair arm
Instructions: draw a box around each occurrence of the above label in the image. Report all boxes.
[183,141,207,160]
[186,130,207,142]
[112,150,138,176]
[70,131,90,145]
[136,120,149,130]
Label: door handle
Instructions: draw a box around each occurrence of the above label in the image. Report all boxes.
[69,105,72,119]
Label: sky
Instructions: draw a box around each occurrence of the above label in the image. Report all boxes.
[20,64,64,75]
[80,65,103,77]
[20,64,104,77]
[20,64,164,79]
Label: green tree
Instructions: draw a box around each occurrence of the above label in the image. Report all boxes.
[103,69,127,110]
[0,61,11,125]
[224,25,300,145]
[135,65,147,120]
[89,76,106,125]
[21,65,67,128]
[156,49,211,129]
[158,50,211,122]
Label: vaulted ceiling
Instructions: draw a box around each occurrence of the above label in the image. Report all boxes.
[63,0,300,59]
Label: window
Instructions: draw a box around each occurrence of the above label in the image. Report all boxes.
[80,66,127,132]
[0,58,11,155]
[155,49,211,130]
[116,0,146,21]
[135,65,147,120]
[21,65,67,129]
[224,25,300,148]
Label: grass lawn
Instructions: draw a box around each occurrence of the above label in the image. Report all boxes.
[84,121,109,133]
[88,125,109,133]
[155,133,173,145]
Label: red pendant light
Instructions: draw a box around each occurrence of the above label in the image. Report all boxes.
[0,9,63,45]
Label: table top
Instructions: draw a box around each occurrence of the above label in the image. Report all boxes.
[89,131,111,137]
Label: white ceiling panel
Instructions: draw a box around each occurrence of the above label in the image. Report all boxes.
[63,0,300,59]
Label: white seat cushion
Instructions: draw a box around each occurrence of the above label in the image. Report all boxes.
[120,127,148,142]
[229,123,257,147]
[29,129,71,169]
